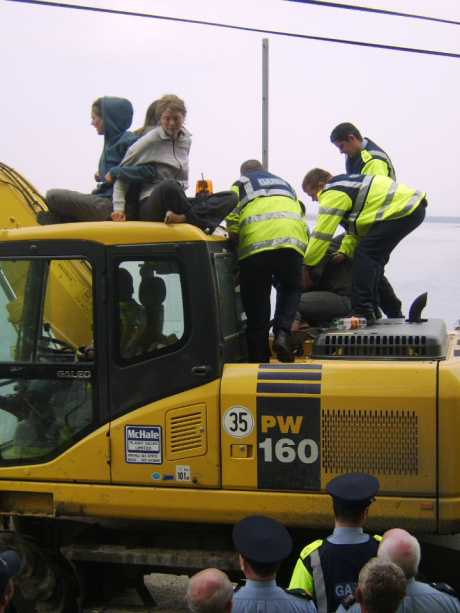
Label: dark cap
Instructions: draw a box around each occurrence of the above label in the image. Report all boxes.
[0,550,21,595]
[232,515,292,564]
[326,473,379,507]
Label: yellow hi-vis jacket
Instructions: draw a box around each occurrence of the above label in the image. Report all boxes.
[227,171,308,261]
[304,174,426,267]
[346,137,396,180]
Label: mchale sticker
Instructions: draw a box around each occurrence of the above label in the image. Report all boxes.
[125,425,162,464]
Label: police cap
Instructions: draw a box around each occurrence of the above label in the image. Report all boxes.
[0,550,21,595]
[232,515,292,564]
[326,473,379,507]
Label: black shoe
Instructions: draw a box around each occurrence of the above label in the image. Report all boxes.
[273,331,295,363]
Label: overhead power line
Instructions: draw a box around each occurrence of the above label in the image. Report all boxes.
[284,0,460,27]
[6,0,460,60]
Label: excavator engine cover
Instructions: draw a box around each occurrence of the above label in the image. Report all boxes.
[312,318,448,360]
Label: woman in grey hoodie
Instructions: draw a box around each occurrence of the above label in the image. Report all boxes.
[110,94,191,221]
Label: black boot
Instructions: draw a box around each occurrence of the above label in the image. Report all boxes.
[273,330,294,363]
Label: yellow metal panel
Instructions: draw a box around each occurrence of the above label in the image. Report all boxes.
[0,491,53,515]
[0,221,226,246]
[0,479,437,532]
[220,364,258,489]
[0,425,110,483]
[110,381,221,488]
[438,498,460,534]
[166,404,207,461]
[222,361,436,496]
[438,356,460,500]
[320,361,437,495]
[0,164,46,230]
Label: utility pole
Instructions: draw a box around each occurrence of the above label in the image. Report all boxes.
[262,38,269,170]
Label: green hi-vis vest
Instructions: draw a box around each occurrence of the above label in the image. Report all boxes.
[304,174,425,267]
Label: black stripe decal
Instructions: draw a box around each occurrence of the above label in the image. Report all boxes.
[454,350,460,357]
[258,371,322,381]
[257,382,321,395]
[259,363,322,370]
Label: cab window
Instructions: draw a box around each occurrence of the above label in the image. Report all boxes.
[116,260,186,362]
[0,258,95,464]
[213,252,244,340]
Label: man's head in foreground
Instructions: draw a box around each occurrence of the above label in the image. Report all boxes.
[186,568,233,613]
[232,515,292,581]
[356,557,406,613]
[378,528,421,579]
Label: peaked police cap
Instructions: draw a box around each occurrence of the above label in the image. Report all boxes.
[326,473,379,507]
[232,515,292,564]
[0,550,21,595]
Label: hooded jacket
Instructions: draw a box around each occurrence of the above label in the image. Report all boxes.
[94,97,137,198]
[111,125,192,212]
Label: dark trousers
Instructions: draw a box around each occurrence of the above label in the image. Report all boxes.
[351,201,426,317]
[46,189,112,222]
[139,179,190,221]
[138,179,237,233]
[239,249,303,363]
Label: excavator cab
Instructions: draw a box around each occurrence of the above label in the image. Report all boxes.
[0,251,95,464]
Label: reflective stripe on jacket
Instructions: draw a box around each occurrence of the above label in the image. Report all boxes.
[346,138,396,180]
[232,170,297,213]
[304,174,426,266]
[226,171,308,260]
[289,536,382,613]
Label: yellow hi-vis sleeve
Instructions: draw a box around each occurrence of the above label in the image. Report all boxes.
[362,158,392,178]
[289,557,315,596]
[338,232,359,258]
[288,539,323,595]
[304,190,351,267]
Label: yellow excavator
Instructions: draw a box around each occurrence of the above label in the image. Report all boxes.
[0,163,459,611]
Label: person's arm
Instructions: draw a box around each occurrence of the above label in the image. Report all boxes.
[110,164,157,184]
[119,128,160,167]
[288,556,315,596]
[176,135,192,191]
[337,233,359,258]
[111,179,128,220]
[304,190,350,267]
[362,158,391,177]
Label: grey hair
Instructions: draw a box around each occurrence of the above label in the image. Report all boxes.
[186,569,233,613]
[378,529,421,579]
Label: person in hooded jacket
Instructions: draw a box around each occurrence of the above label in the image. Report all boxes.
[109,94,192,222]
[40,96,137,223]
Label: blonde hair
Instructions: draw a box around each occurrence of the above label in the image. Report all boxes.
[155,94,187,120]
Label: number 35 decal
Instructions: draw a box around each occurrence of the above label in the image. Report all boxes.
[223,406,254,438]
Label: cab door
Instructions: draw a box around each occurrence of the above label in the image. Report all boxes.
[0,239,110,483]
[108,242,222,488]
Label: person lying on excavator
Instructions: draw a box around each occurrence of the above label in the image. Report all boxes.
[297,235,403,328]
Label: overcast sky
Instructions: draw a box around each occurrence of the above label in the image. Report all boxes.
[1,0,459,215]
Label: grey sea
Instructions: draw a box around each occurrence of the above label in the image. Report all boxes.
[274,218,460,329]
[385,220,460,328]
